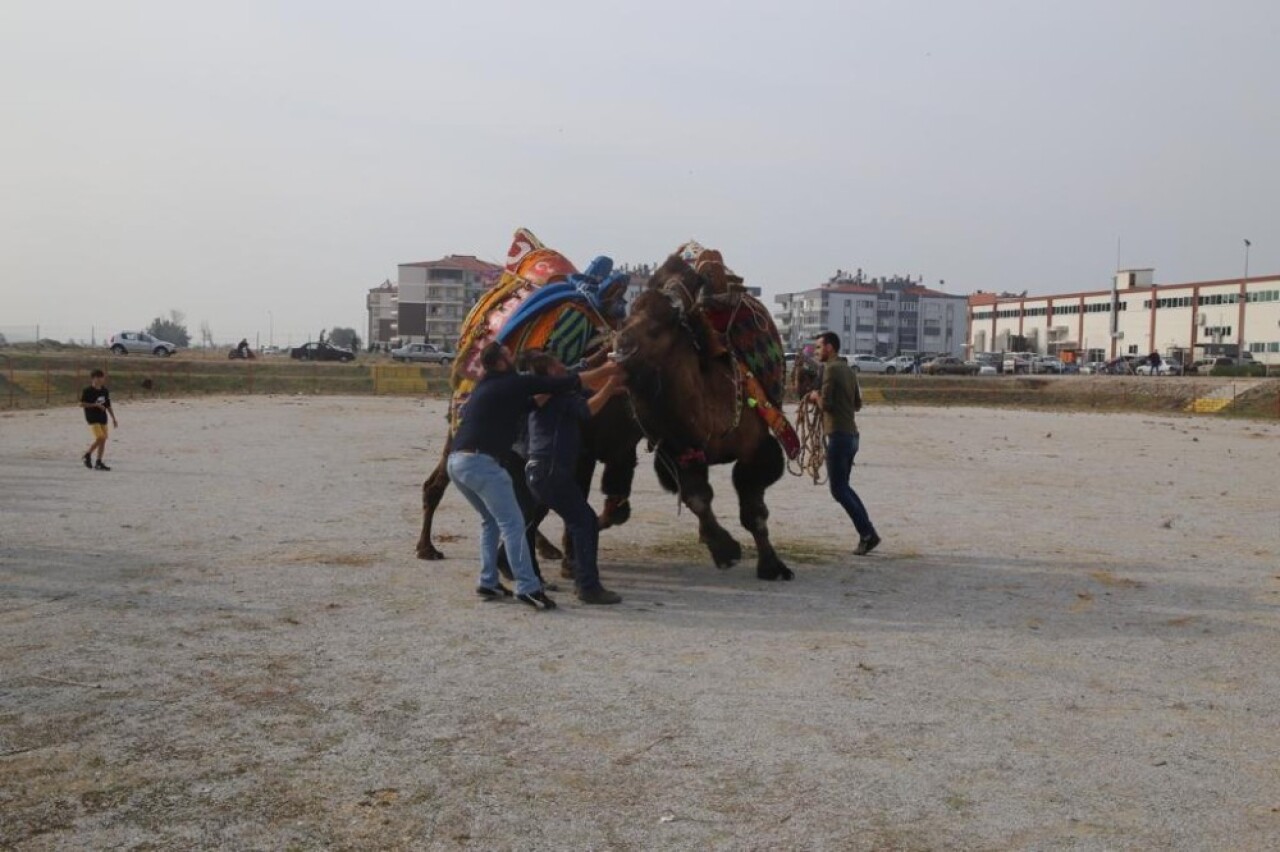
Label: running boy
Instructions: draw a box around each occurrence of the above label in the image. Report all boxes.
[80,369,118,471]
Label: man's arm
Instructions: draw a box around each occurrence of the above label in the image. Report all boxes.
[578,360,621,392]
[585,377,624,417]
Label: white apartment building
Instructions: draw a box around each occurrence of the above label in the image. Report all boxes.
[774,274,970,357]
[968,269,1280,365]
[396,255,503,347]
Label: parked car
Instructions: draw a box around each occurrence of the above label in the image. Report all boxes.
[260,345,283,356]
[886,355,918,374]
[390,342,453,364]
[849,354,895,374]
[1001,352,1035,374]
[1135,360,1182,376]
[1189,355,1263,376]
[107,331,177,356]
[1032,356,1065,374]
[923,356,979,375]
[1079,360,1107,374]
[290,341,355,362]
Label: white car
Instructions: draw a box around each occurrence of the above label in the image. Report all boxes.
[849,354,895,374]
[390,343,453,364]
[1135,362,1181,376]
[886,355,917,373]
[107,331,177,356]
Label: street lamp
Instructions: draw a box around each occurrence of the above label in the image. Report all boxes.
[268,310,274,347]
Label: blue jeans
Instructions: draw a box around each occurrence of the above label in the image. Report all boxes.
[826,431,876,540]
[447,452,541,596]
[526,460,602,592]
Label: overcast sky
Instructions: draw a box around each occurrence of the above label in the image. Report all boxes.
[3,0,1277,345]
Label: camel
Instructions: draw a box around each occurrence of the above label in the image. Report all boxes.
[613,249,799,581]
[415,229,640,567]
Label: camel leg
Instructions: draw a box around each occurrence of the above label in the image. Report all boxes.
[733,445,792,581]
[656,455,741,569]
[415,437,453,560]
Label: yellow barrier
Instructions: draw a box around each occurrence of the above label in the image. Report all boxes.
[371,364,428,395]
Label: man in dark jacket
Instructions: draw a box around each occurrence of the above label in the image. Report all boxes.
[448,342,617,609]
[524,352,627,604]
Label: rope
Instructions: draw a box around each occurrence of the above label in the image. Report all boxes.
[788,395,827,485]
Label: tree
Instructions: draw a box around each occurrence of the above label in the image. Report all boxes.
[147,310,190,347]
[328,326,360,350]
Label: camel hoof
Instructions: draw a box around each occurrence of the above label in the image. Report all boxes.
[757,559,794,581]
[535,535,563,561]
[599,498,631,529]
[417,546,445,561]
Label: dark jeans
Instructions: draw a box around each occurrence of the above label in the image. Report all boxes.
[526,460,602,592]
[826,431,876,540]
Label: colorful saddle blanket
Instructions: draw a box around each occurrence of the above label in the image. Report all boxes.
[673,240,799,459]
[448,228,626,432]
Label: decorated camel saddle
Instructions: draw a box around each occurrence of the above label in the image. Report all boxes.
[449,228,629,431]
[671,240,801,460]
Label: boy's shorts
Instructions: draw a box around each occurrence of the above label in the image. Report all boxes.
[89,423,108,440]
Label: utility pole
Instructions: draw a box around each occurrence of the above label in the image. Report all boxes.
[1239,239,1251,358]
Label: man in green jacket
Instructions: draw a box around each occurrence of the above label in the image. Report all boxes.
[807,332,881,555]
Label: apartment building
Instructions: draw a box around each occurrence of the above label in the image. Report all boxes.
[967,269,1280,365]
[774,272,970,357]
[396,255,503,347]
[366,279,397,350]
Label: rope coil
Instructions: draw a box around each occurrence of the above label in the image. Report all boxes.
[789,396,827,484]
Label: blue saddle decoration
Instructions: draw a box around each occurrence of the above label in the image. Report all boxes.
[496,256,629,345]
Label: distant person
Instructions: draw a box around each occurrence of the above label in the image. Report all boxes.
[236,338,252,359]
[807,332,880,555]
[1148,350,1162,375]
[79,369,118,471]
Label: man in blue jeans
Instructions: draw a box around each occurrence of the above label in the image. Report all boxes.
[523,351,627,605]
[807,332,881,555]
[447,341,619,609]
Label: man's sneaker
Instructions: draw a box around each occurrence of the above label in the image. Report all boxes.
[476,582,513,600]
[94,460,111,472]
[577,587,622,605]
[82,453,93,469]
[854,533,881,556]
[516,590,557,610]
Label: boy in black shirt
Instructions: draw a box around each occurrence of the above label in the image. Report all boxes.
[79,369,118,470]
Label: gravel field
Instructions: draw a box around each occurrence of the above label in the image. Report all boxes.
[2,395,1279,850]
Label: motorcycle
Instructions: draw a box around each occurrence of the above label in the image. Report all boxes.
[228,347,256,360]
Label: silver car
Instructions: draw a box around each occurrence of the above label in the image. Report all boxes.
[390,342,453,364]
[107,331,177,356]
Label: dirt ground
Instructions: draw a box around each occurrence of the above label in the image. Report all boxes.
[2,395,1278,850]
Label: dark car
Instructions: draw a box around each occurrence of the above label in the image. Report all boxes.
[290,341,355,362]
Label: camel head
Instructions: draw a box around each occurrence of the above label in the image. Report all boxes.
[612,254,721,416]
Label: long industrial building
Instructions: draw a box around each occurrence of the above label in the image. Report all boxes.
[967,270,1280,366]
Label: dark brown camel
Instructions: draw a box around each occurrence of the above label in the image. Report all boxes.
[613,255,794,581]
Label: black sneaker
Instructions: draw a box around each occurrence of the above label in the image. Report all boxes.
[476,582,513,600]
[83,453,93,469]
[94,460,112,471]
[577,587,622,605]
[516,590,557,610]
[854,533,881,556]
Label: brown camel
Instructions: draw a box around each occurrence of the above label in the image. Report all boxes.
[613,254,795,581]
